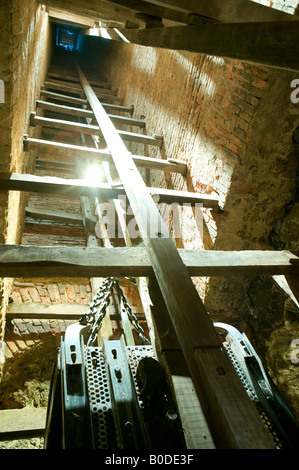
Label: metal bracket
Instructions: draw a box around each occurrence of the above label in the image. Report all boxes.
[103,336,148,449]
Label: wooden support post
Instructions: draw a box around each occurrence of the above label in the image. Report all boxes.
[76,64,275,448]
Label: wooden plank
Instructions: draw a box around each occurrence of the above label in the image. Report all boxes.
[0,245,297,278]
[0,171,218,208]
[120,21,299,71]
[46,74,110,89]
[99,0,190,24]
[6,302,87,319]
[44,80,122,103]
[24,137,187,175]
[25,207,83,225]
[142,0,299,23]
[36,100,146,127]
[40,89,133,113]
[37,0,146,27]
[40,88,88,105]
[0,407,47,439]
[76,65,276,448]
[30,113,162,147]
[44,80,84,97]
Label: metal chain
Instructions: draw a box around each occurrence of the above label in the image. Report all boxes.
[80,277,115,346]
[114,280,150,345]
[80,277,150,346]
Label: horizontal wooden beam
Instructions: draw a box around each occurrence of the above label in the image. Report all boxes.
[120,21,299,71]
[46,74,110,89]
[36,100,146,127]
[44,80,123,103]
[30,113,162,147]
[6,302,88,319]
[40,89,133,114]
[24,136,187,175]
[143,0,299,23]
[0,172,217,208]
[0,245,297,278]
[0,407,47,439]
[97,0,191,24]
[25,207,84,225]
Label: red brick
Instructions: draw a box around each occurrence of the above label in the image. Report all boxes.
[11,291,22,303]
[65,284,75,301]
[36,285,47,296]
[47,284,60,302]
[19,288,31,302]
[28,287,41,303]
[252,76,269,89]
[5,340,20,356]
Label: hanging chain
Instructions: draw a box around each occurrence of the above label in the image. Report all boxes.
[80,277,115,346]
[80,277,150,346]
[114,280,150,345]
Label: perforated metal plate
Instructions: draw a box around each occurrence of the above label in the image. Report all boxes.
[85,345,155,449]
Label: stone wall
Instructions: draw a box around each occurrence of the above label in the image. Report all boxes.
[0,1,52,342]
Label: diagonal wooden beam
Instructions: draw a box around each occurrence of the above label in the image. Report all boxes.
[120,21,299,71]
[75,63,275,449]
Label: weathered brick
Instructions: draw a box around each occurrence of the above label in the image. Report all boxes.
[19,288,31,302]
[28,287,41,303]
[47,284,60,303]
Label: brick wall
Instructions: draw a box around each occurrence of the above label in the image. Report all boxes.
[4,279,92,359]
[0,0,52,343]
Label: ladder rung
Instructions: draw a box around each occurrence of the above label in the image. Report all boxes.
[30,113,162,147]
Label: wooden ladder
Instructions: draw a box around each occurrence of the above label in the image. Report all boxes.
[1,59,298,449]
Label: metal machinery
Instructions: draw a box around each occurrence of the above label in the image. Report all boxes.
[44,278,299,449]
[214,322,299,449]
[44,278,186,450]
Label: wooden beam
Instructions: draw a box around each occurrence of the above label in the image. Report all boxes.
[143,0,299,23]
[100,0,190,24]
[6,302,88,320]
[25,207,83,225]
[0,245,297,278]
[40,89,133,114]
[37,0,146,27]
[0,171,219,208]
[0,407,47,440]
[44,80,122,103]
[36,100,146,127]
[120,21,299,71]
[24,136,187,175]
[30,113,162,147]
[47,8,95,27]
[46,73,111,89]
